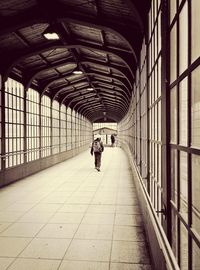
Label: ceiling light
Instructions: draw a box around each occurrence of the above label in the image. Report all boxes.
[73,70,83,75]
[42,26,60,40]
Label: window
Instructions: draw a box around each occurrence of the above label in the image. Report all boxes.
[52,100,60,154]
[26,88,40,162]
[67,107,72,150]
[5,78,24,168]
[0,75,2,170]
[41,95,51,157]
[170,1,200,268]
[191,0,200,62]
[60,105,67,152]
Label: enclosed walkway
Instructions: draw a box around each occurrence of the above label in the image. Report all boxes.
[0,147,152,270]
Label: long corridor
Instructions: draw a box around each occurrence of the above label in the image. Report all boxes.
[0,147,152,270]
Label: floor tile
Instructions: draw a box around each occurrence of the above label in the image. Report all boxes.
[64,239,111,261]
[116,198,138,205]
[0,237,31,256]
[113,226,145,241]
[31,203,62,212]
[66,196,92,204]
[58,204,88,213]
[20,238,71,259]
[92,197,116,204]
[81,213,115,225]
[49,212,84,224]
[115,214,143,226]
[87,205,116,214]
[7,258,61,270]
[0,211,24,222]
[0,222,12,232]
[0,223,45,237]
[5,203,35,212]
[0,258,15,270]
[75,224,113,240]
[41,196,68,204]
[36,223,79,238]
[0,148,153,269]
[111,241,150,264]
[17,212,54,223]
[59,260,109,270]
[116,205,141,215]
[110,263,152,270]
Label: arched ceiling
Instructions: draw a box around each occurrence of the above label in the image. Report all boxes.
[0,0,151,122]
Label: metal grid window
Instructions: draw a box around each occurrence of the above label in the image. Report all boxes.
[75,112,80,148]
[148,0,162,217]
[41,95,51,157]
[118,39,148,189]
[71,110,76,149]
[67,107,72,150]
[52,100,60,155]
[5,78,24,168]
[0,76,2,171]
[60,104,67,152]
[170,0,200,269]
[26,88,40,162]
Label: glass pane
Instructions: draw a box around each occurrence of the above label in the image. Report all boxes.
[170,87,177,143]
[193,239,200,270]
[180,151,188,221]
[192,66,200,148]
[170,0,176,23]
[180,223,188,270]
[170,24,177,83]
[171,149,177,205]
[192,0,200,62]
[171,208,178,258]
[179,3,188,75]
[192,154,200,235]
[179,78,188,146]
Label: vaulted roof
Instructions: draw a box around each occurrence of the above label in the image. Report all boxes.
[0,0,151,122]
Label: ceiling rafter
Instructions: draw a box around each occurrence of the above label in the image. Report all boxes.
[0,0,151,122]
[24,59,75,91]
[24,58,132,91]
[90,78,131,96]
[2,42,134,83]
[41,76,86,96]
[83,107,122,122]
[0,4,140,57]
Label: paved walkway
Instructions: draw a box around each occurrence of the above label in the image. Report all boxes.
[0,147,152,270]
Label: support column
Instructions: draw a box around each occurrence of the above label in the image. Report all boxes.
[0,75,6,172]
[161,0,171,240]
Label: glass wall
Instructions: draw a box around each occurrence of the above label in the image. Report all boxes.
[26,88,40,162]
[52,100,60,155]
[0,76,2,171]
[5,78,24,168]
[71,110,76,149]
[170,0,200,269]
[0,79,93,171]
[41,95,51,158]
[119,1,200,269]
[148,0,162,216]
[60,104,67,152]
[67,107,72,150]
[118,1,161,204]
[118,38,148,188]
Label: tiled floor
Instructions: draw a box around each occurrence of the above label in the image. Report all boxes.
[0,147,152,270]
